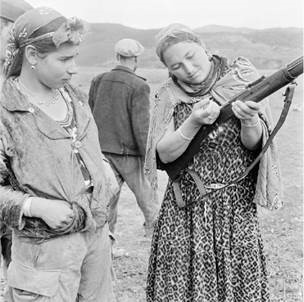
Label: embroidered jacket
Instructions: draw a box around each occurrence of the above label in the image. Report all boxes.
[0,78,109,240]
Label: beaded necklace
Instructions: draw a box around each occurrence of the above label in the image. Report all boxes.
[17,78,61,107]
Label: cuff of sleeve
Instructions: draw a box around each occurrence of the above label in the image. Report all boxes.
[18,194,31,231]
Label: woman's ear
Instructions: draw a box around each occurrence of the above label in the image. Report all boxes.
[204,50,212,61]
[24,45,38,67]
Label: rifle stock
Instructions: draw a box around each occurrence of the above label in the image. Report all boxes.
[159,56,303,181]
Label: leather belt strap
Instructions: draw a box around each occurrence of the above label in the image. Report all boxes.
[173,170,208,208]
[172,181,185,208]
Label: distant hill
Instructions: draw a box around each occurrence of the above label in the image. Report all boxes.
[195,24,253,34]
[77,24,303,69]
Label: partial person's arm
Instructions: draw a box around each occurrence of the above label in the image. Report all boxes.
[131,83,151,157]
[232,100,263,150]
[0,139,31,229]
[0,138,83,232]
[157,98,220,163]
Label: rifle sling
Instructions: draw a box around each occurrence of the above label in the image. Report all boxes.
[172,84,294,208]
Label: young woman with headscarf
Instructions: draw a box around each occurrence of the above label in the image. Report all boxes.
[0,7,115,302]
[145,23,282,302]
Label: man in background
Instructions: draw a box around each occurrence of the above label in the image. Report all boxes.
[89,38,159,237]
[0,0,33,277]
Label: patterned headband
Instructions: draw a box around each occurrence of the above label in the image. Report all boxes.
[19,17,84,48]
[3,7,85,77]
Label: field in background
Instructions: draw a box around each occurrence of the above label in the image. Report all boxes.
[71,66,303,301]
[76,24,302,70]
[71,66,170,92]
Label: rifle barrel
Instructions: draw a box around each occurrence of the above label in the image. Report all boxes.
[287,56,303,78]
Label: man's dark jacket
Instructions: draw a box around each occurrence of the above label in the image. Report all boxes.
[88,65,150,157]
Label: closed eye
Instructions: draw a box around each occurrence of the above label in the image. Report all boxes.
[59,52,79,62]
[171,63,181,71]
[186,52,194,59]
[59,56,73,62]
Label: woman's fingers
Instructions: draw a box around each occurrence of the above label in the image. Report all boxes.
[233,101,254,115]
[61,210,75,224]
[62,213,74,222]
[232,100,260,119]
[245,100,260,110]
[54,214,74,229]
[191,99,220,125]
[202,102,220,124]
[206,102,220,116]
[34,198,76,229]
[232,104,248,119]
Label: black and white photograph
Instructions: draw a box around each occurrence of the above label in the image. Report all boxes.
[0,0,302,301]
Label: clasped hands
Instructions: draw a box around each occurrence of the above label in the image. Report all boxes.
[189,97,261,126]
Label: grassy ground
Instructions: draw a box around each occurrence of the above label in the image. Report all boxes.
[0,67,302,302]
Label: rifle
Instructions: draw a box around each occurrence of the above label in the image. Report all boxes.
[158,56,303,181]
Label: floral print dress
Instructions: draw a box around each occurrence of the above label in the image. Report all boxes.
[146,99,269,302]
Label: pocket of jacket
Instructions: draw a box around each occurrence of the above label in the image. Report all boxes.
[7,261,60,297]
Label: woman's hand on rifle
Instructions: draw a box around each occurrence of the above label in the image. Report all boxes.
[232,100,263,150]
[189,98,220,127]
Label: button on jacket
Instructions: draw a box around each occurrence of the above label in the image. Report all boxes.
[89,65,150,157]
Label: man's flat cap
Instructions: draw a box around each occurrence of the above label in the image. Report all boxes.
[114,38,144,57]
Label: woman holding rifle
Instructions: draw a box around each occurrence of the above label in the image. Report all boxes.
[145,23,282,302]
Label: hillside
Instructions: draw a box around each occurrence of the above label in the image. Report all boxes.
[77,24,303,69]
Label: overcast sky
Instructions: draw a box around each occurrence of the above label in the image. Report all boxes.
[26,0,303,29]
